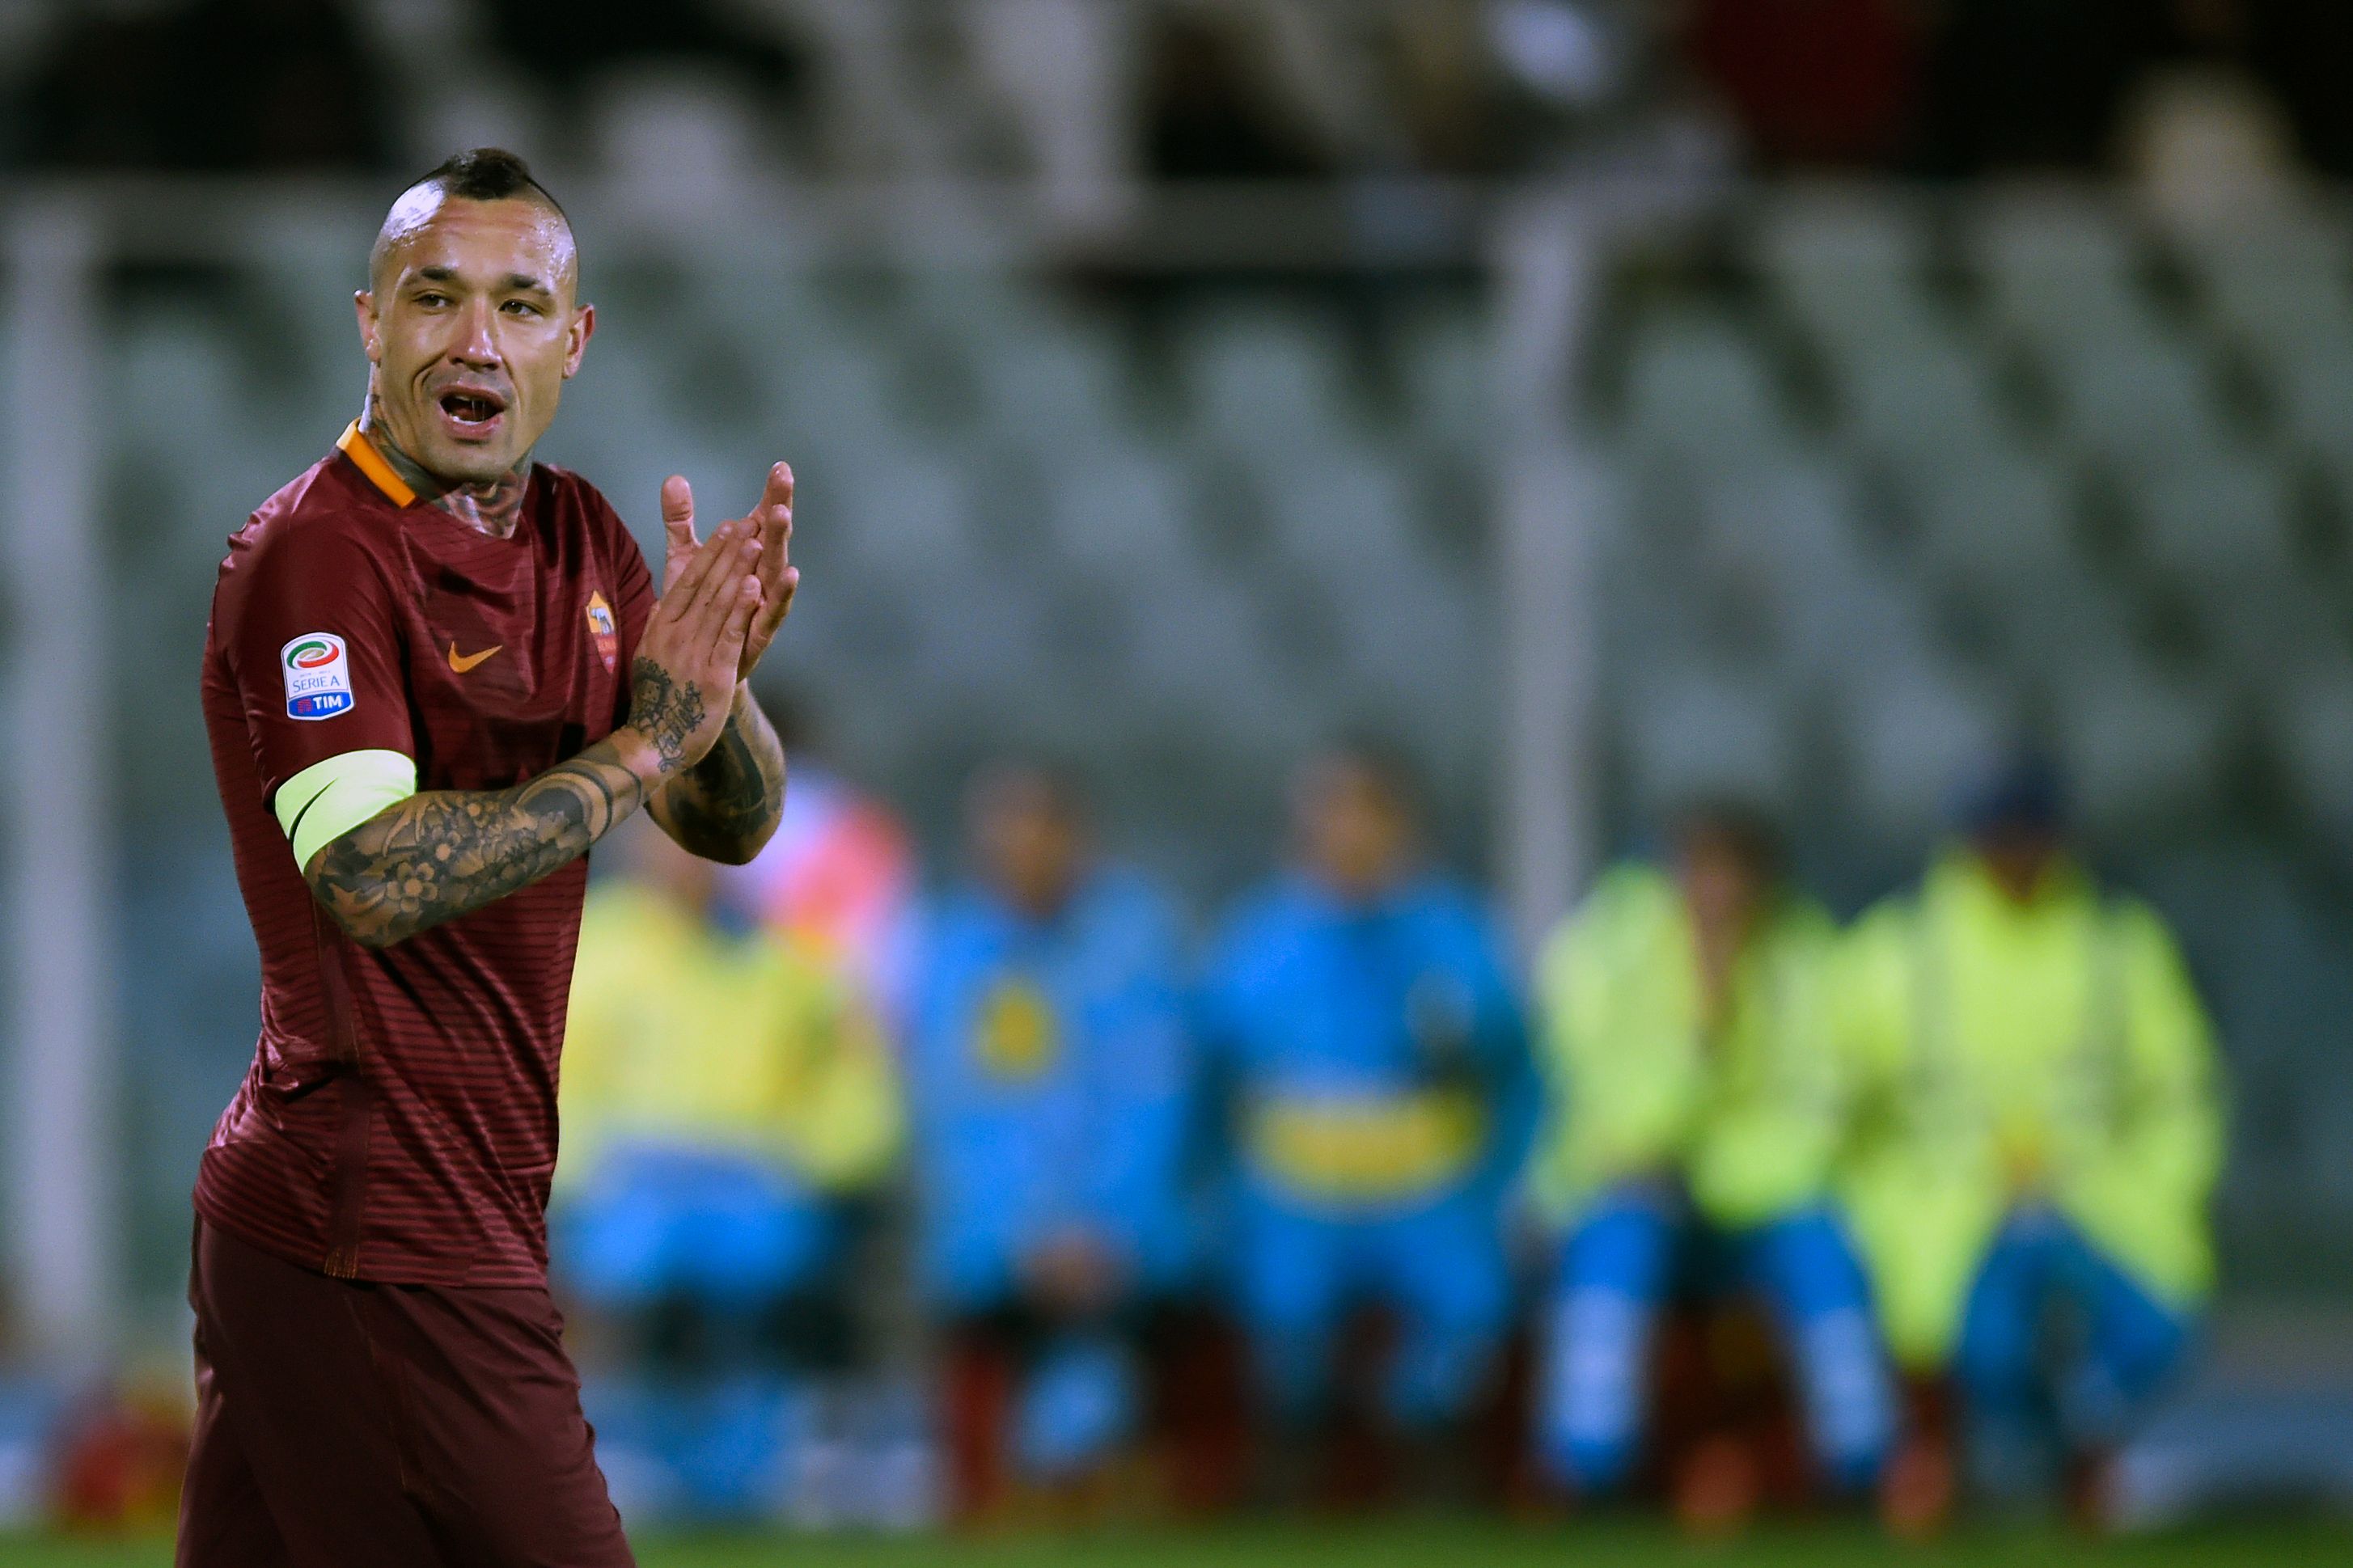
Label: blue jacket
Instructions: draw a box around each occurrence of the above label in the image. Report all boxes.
[908,869,1196,1308]
[1202,872,1532,1212]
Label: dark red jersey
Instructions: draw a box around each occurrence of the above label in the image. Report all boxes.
[197,424,655,1285]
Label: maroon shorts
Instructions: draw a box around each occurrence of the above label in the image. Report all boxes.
[176,1217,634,1568]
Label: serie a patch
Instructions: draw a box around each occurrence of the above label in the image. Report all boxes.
[281,632,356,720]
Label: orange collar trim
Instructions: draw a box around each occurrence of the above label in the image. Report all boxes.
[336,421,417,508]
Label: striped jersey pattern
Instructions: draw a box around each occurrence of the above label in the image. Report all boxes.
[196,429,654,1285]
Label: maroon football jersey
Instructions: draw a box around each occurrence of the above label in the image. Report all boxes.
[197,424,654,1284]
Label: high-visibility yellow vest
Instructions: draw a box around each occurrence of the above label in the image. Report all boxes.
[1836,851,2224,1367]
[559,881,904,1192]
[1526,864,1852,1231]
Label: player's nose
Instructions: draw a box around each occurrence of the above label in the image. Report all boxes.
[448,298,503,368]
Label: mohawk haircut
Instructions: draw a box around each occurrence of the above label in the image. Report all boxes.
[369,148,573,292]
[415,147,567,216]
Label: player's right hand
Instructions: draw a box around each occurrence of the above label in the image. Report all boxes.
[659,467,798,683]
[624,518,762,774]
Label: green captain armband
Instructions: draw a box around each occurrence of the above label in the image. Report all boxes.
[274,750,418,873]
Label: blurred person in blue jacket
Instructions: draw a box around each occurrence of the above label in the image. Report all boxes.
[1203,740,1531,1494]
[1525,805,1893,1515]
[908,761,1196,1513]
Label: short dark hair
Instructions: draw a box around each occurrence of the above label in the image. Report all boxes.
[415,147,566,216]
[1674,797,1784,878]
[968,756,1090,824]
[1312,732,1425,819]
[1952,748,2065,839]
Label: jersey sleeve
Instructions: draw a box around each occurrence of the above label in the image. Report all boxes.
[221,514,414,806]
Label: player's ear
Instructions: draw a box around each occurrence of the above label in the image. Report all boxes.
[562,302,595,380]
[355,289,380,364]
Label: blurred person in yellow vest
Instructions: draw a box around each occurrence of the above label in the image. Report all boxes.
[1526,804,1894,1511]
[561,822,903,1216]
[553,819,904,1516]
[1839,754,2223,1516]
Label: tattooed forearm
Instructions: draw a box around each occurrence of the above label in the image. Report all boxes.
[306,740,654,949]
[304,658,727,949]
[304,653,745,945]
[649,684,787,864]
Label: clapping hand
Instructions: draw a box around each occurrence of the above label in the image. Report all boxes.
[626,518,762,773]
[659,463,798,683]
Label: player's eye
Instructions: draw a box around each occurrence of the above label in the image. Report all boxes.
[501,300,542,319]
[414,291,450,307]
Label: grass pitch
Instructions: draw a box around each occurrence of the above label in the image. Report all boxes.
[3,1517,2348,1567]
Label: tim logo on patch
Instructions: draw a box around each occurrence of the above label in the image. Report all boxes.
[281,632,356,721]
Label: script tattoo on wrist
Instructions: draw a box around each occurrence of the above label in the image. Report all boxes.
[626,657,707,775]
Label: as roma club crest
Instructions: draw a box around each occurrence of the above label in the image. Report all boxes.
[586,590,619,674]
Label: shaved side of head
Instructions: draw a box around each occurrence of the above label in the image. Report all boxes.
[369,148,576,296]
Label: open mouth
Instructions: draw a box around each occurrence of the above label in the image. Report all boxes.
[436,387,508,432]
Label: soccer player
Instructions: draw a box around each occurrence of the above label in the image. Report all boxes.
[1201,741,1530,1500]
[1525,805,1892,1512]
[180,149,798,1566]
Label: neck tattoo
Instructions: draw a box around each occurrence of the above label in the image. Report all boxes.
[362,393,531,539]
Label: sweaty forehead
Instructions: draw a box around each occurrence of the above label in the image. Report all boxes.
[370,189,577,297]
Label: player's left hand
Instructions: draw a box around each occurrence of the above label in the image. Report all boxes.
[658,462,798,682]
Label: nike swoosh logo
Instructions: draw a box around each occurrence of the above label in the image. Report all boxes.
[447,642,502,674]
